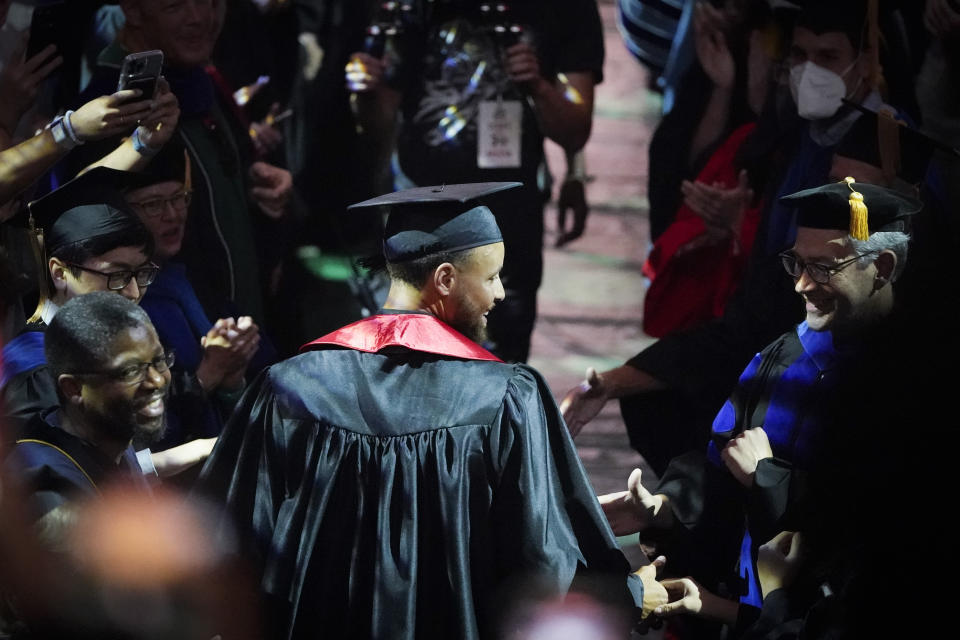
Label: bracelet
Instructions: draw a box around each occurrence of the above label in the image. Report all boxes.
[62,110,83,145]
[47,116,79,150]
[132,126,161,157]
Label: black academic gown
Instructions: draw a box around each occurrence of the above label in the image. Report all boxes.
[199,312,644,640]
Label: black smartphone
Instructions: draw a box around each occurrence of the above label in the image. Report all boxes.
[26,2,68,60]
[117,50,164,102]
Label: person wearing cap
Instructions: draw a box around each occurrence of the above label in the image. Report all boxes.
[346,0,604,363]
[2,167,158,435]
[199,182,668,639]
[560,0,919,475]
[598,178,921,631]
[1,168,216,479]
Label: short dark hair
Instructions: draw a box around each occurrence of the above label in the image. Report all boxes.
[51,224,155,267]
[45,292,154,390]
[385,249,472,288]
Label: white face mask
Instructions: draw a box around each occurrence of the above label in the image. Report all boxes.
[789,59,859,120]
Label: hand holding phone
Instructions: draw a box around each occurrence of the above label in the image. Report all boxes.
[118,50,164,102]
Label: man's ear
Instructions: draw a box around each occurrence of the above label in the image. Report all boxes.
[57,374,84,407]
[49,257,69,294]
[433,262,457,297]
[874,250,897,287]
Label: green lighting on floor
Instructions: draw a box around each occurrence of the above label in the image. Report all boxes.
[297,246,360,282]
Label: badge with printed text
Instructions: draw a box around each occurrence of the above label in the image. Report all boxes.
[478,100,522,168]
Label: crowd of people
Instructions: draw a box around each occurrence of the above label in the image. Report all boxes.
[0,0,958,638]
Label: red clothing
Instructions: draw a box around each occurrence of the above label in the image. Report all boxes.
[642,123,761,338]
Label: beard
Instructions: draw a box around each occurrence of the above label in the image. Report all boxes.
[449,292,489,344]
[88,391,168,449]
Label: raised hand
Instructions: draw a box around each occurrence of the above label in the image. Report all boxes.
[136,78,180,149]
[70,90,156,141]
[693,2,735,90]
[0,38,63,131]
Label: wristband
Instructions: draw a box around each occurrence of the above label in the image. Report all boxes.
[132,126,161,157]
[62,110,83,145]
[48,116,79,150]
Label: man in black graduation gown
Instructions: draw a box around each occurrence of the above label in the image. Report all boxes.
[199,182,667,639]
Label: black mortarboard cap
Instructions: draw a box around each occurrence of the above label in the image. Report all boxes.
[780,178,922,239]
[27,167,148,255]
[348,182,520,262]
[837,102,953,184]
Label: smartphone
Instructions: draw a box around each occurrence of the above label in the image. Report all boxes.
[117,50,164,102]
[26,2,68,60]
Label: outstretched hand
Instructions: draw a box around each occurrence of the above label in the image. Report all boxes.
[136,78,180,149]
[559,367,607,437]
[597,468,669,535]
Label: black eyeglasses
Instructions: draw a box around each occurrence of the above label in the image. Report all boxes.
[76,351,175,386]
[779,251,877,284]
[67,262,159,291]
[128,190,192,218]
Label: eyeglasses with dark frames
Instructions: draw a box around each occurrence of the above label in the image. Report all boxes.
[778,250,878,284]
[67,262,160,291]
[74,351,176,386]
[127,190,192,218]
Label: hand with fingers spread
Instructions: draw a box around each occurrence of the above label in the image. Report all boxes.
[0,38,63,132]
[135,78,180,149]
[693,2,735,90]
[69,90,157,141]
[555,178,588,247]
[655,576,739,624]
[559,367,607,437]
[757,531,804,597]
[721,426,773,487]
[197,316,260,392]
[248,161,292,219]
[598,468,672,535]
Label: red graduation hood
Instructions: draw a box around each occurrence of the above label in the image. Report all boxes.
[301,313,502,363]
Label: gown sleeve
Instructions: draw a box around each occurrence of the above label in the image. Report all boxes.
[488,365,644,618]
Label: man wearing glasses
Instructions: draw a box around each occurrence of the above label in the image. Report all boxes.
[6,292,169,548]
[598,178,921,623]
[2,167,157,435]
[2,168,215,480]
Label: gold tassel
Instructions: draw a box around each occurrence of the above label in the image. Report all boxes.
[25,212,50,325]
[845,177,869,241]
